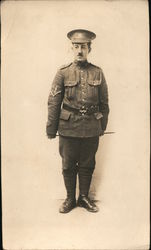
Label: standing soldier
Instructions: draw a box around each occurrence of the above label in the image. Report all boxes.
[46,29,109,213]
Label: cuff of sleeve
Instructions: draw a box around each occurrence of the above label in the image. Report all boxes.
[46,124,57,137]
[101,116,108,131]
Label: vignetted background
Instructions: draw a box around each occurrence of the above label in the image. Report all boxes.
[1,0,149,249]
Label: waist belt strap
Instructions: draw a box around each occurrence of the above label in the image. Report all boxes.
[63,104,99,116]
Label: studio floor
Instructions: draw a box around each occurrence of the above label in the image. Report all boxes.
[3,198,149,250]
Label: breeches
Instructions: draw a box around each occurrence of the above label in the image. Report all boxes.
[59,136,99,176]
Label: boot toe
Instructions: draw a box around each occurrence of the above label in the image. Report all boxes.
[59,198,76,213]
[77,196,99,213]
[87,205,99,213]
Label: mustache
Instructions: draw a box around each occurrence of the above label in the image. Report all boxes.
[77,53,83,56]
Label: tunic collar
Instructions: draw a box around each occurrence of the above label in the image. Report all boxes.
[73,60,89,68]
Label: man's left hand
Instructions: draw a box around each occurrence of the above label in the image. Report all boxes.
[99,131,104,136]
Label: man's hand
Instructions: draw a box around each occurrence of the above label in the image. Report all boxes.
[47,135,56,139]
[99,131,104,136]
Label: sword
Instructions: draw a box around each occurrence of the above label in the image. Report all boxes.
[55,132,115,136]
[104,132,115,134]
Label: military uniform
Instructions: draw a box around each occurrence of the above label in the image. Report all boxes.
[46,29,109,213]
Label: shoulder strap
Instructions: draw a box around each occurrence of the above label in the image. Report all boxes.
[90,63,101,70]
[59,62,72,70]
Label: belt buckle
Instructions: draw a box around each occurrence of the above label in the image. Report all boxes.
[79,107,87,116]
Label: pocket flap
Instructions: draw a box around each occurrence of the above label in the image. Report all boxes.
[64,80,78,87]
[60,109,71,120]
[94,112,103,120]
[88,80,101,86]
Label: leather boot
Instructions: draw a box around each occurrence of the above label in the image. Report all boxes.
[59,173,77,213]
[77,174,99,212]
[59,197,76,213]
[77,195,99,212]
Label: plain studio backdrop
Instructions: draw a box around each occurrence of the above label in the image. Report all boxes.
[1,0,150,249]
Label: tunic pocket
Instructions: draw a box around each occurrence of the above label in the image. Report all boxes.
[64,81,78,100]
[88,80,101,99]
[60,109,71,121]
[88,80,101,86]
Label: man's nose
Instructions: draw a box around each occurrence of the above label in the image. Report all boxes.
[78,46,82,53]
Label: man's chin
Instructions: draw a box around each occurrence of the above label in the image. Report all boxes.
[76,58,85,62]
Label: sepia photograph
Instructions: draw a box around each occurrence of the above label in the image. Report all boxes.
[1,0,150,249]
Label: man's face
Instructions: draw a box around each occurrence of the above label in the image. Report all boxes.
[72,43,90,62]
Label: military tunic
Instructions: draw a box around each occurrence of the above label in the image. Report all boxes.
[46,60,109,138]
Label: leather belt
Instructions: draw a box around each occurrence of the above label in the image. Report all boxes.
[63,103,99,116]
